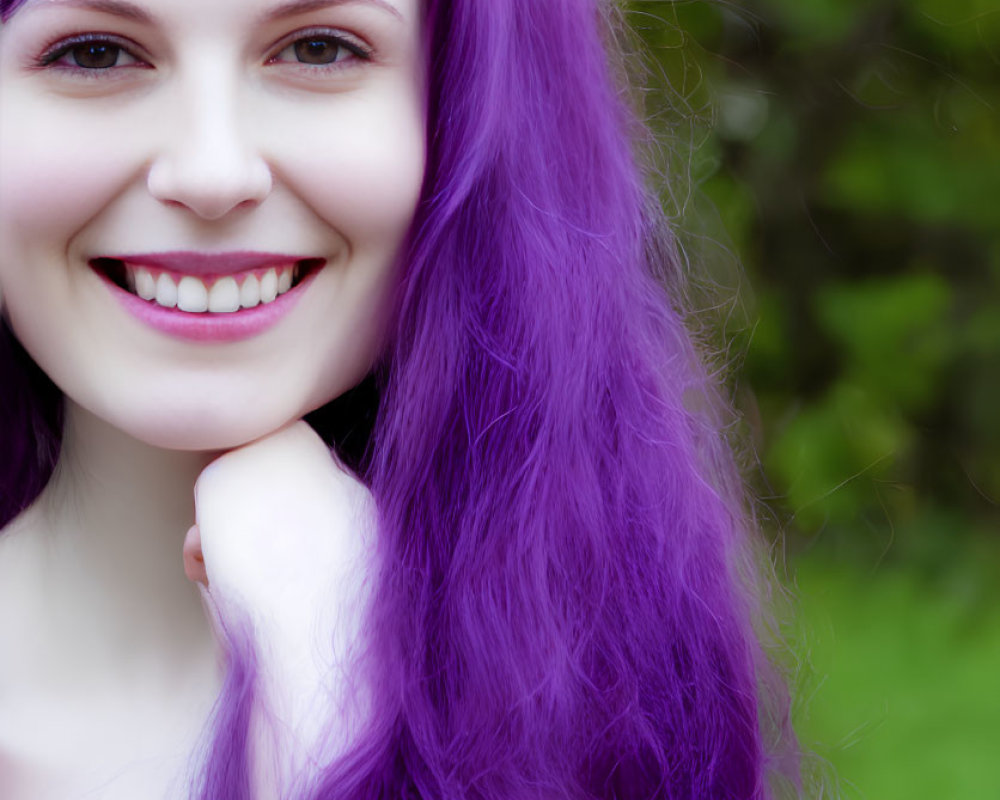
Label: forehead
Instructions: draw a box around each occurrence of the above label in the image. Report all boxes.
[5,0,414,26]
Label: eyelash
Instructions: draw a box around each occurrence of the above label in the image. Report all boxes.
[33,28,373,78]
[35,33,147,76]
[267,27,373,70]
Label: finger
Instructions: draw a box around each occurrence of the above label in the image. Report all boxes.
[183,523,209,587]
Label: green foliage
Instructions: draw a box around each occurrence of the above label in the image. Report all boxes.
[766,381,910,530]
[758,0,870,45]
[626,0,1000,793]
[626,0,999,555]
[816,273,953,412]
[796,557,1000,799]
[823,119,1000,231]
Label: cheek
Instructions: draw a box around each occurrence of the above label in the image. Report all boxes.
[0,92,150,245]
[260,86,426,244]
[0,96,149,377]
[255,82,426,407]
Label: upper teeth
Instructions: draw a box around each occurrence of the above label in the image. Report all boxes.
[128,264,296,313]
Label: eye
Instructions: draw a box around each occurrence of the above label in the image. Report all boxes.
[39,36,143,71]
[288,37,347,65]
[269,30,371,69]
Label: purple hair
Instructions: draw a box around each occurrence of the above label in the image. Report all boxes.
[1,0,799,797]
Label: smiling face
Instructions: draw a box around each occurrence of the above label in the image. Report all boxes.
[0,0,424,450]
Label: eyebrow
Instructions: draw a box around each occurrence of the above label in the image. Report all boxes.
[29,0,156,24]
[256,0,403,24]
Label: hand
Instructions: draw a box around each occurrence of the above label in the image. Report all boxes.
[185,421,377,790]
[187,421,374,620]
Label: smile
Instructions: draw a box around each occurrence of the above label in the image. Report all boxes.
[97,260,307,312]
[90,252,326,342]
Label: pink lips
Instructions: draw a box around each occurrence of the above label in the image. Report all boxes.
[92,251,325,343]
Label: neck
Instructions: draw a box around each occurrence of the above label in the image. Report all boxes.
[2,400,221,693]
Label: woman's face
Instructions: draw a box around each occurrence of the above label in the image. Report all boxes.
[0,0,424,450]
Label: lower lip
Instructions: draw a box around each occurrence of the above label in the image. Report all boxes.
[94,265,322,343]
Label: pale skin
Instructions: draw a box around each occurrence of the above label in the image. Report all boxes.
[0,0,424,796]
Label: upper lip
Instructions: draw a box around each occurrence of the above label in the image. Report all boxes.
[95,251,320,277]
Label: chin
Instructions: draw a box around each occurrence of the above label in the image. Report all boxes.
[109,406,301,453]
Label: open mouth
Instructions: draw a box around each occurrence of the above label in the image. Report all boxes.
[90,257,325,314]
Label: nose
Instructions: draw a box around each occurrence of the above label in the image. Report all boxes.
[147,77,272,221]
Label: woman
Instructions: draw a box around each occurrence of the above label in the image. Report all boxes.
[0,0,799,797]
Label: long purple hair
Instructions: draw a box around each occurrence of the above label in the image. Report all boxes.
[1,0,799,797]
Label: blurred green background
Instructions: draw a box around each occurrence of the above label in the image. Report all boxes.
[626,1,1000,796]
